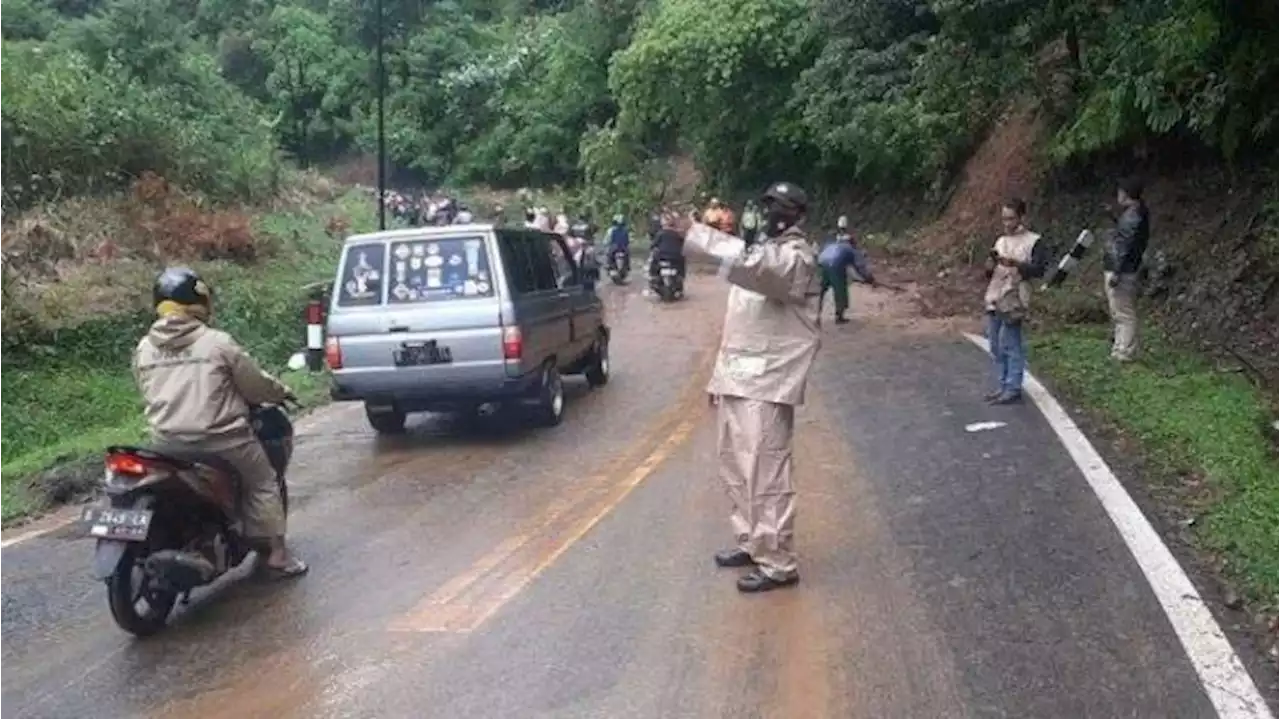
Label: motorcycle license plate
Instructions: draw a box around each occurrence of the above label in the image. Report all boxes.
[660,268,677,276]
[81,506,153,542]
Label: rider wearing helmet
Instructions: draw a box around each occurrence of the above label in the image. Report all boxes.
[674,182,819,593]
[649,209,687,282]
[133,268,307,579]
[606,214,631,274]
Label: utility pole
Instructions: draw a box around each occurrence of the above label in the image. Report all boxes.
[376,0,387,231]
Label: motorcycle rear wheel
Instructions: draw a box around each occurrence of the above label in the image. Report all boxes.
[107,546,178,637]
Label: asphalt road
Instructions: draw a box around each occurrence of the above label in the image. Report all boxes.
[0,277,1259,718]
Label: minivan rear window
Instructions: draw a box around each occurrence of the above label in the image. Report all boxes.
[336,242,387,307]
[387,236,494,304]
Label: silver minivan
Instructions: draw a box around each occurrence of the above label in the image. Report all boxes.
[324,224,610,433]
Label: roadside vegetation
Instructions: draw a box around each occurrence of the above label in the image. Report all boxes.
[1030,324,1277,611]
[1,181,375,520]
[1,0,1274,645]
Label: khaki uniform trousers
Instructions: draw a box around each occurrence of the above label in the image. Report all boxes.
[716,395,798,579]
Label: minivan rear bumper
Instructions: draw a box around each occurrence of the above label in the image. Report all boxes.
[330,371,542,413]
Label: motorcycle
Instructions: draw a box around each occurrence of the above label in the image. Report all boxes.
[84,402,296,637]
[649,257,684,302]
[608,248,630,284]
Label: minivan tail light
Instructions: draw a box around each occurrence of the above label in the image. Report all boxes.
[325,336,343,370]
[502,326,523,360]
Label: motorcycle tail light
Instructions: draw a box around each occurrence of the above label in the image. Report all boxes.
[106,453,149,478]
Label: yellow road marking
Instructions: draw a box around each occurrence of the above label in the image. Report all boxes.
[391,411,702,633]
[390,342,715,634]
[459,414,700,631]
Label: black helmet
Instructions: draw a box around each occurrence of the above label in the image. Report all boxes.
[760,182,808,213]
[153,266,212,309]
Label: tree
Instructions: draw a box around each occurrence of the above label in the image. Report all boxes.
[2,0,63,40]
[609,0,816,187]
[257,4,359,163]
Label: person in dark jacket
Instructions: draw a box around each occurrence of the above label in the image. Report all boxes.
[647,211,663,243]
[1104,176,1150,362]
[817,215,876,324]
[606,215,631,273]
[650,211,687,279]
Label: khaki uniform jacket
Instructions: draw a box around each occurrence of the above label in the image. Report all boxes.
[683,223,821,406]
[133,315,291,450]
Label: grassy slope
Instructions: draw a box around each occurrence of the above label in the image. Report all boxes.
[1029,323,1277,609]
[1,191,377,522]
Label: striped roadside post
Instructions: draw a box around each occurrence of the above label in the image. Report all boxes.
[1044,229,1095,289]
[302,281,330,372]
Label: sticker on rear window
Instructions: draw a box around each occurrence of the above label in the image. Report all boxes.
[388,237,494,303]
[337,243,386,307]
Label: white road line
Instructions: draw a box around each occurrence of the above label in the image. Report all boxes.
[0,522,70,549]
[963,332,1272,719]
[0,402,349,551]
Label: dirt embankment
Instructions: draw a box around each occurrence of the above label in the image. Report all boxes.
[1,172,347,334]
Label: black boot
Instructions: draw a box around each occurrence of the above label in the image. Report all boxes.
[736,568,799,593]
[713,549,755,568]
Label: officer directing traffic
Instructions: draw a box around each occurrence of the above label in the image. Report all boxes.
[673,182,820,592]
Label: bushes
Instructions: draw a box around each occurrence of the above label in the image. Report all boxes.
[0,41,278,211]
[0,189,372,488]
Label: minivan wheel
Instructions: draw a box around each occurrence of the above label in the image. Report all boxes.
[585,337,610,388]
[532,365,565,427]
[365,404,407,435]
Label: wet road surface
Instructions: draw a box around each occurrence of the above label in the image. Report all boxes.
[0,278,1258,718]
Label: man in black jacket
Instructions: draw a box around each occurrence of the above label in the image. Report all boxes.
[1104,176,1150,362]
[650,212,687,280]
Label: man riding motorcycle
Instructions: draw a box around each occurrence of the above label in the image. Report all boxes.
[606,214,631,274]
[132,268,307,579]
[565,217,591,268]
[650,211,687,282]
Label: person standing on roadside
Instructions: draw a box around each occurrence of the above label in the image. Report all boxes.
[1104,176,1150,362]
[673,182,819,593]
[983,198,1048,405]
[818,215,877,324]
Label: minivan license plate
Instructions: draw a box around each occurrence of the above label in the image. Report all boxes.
[661,267,677,276]
[82,506,153,541]
[395,341,453,367]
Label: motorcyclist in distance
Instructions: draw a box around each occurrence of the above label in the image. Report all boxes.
[650,209,687,282]
[606,214,631,274]
[133,268,307,579]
